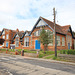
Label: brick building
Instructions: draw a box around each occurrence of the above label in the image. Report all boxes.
[0,17,75,50]
[12,29,24,49]
[0,28,17,49]
[21,17,75,50]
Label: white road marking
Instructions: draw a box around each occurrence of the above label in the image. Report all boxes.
[9,57,17,60]
[1,58,9,60]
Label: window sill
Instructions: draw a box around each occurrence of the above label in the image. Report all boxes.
[23,46,29,47]
[15,46,19,47]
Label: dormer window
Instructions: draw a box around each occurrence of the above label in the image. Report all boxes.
[6,34,9,39]
[25,32,28,36]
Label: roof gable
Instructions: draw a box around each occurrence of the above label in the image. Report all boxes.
[36,19,48,27]
[16,34,19,37]
[29,17,54,36]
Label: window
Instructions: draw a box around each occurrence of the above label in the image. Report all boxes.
[6,34,9,39]
[48,31,53,46]
[15,38,19,47]
[31,35,32,46]
[57,36,60,46]
[34,31,38,36]
[6,42,9,47]
[34,30,42,36]
[62,37,65,46]
[3,36,5,39]
[24,37,29,47]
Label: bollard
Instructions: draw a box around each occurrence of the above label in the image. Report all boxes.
[21,50,24,56]
[6,49,8,54]
[15,50,18,55]
[37,50,39,57]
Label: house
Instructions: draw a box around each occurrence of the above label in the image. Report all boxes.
[21,30,31,49]
[23,16,74,51]
[12,29,24,49]
[0,28,17,49]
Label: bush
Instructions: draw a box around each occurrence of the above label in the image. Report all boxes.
[53,56,57,60]
[67,50,75,55]
[60,50,63,54]
[39,54,43,58]
[63,50,66,54]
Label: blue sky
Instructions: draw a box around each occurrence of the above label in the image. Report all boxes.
[0,0,75,31]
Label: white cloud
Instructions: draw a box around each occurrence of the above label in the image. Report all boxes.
[0,0,75,32]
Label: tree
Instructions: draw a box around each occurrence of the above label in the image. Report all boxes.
[39,28,53,53]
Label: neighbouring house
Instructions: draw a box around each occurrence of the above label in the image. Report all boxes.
[0,28,17,49]
[21,30,31,49]
[12,29,24,49]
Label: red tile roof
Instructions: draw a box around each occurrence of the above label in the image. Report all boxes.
[41,17,70,34]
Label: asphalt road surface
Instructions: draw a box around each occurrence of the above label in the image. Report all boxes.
[0,53,75,75]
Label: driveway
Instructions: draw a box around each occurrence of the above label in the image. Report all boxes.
[0,53,75,75]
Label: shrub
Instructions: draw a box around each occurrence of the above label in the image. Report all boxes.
[63,50,66,54]
[53,56,57,60]
[67,50,75,55]
[60,50,63,54]
[39,54,43,58]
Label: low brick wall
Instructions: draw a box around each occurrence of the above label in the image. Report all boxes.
[24,53,38,57]
[58,54,75,62]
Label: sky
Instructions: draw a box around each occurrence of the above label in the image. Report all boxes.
[0,0,75,32]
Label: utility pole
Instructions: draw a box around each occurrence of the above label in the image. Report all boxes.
[53,7,57,57]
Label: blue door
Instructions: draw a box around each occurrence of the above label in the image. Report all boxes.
[35,40,40,49]
[6,42,8,47]
[68,43,70,49]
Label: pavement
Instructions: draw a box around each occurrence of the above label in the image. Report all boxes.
[0,53,75,75]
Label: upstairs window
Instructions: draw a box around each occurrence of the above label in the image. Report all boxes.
[34,30,42,36]
[25,32,29,36]
[6,34,9,39]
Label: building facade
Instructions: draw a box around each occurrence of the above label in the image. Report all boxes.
[0,17,75,50]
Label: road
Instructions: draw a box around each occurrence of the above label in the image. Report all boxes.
[0,53,75,75]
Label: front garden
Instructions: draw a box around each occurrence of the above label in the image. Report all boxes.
[0,49,75,62]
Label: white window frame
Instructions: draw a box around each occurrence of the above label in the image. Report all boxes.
[15,38,19,47]
[57,36,60,46]
[6,34,9,39]
[62,37,65,46]
[48,30,53,46]
[24,37,29,47]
